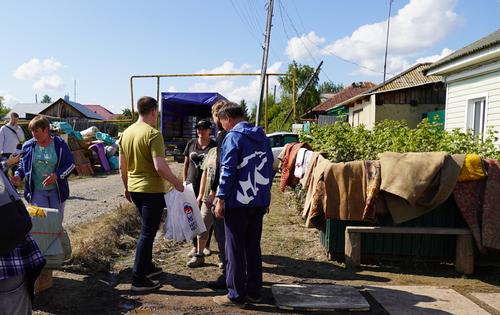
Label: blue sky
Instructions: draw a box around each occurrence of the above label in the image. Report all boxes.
[1,0,499,114]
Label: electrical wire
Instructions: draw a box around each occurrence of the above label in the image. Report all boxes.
[279,0,396,77]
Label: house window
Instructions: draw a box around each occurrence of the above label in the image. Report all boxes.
[466,97,487,135]
[352,109,363,127]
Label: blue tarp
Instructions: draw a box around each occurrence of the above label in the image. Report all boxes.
[160,92,227,143]
[161,92,226,116]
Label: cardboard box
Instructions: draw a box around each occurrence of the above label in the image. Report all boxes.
[34,269,53,295]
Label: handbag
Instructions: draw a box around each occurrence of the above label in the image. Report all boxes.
[0,170,32,255]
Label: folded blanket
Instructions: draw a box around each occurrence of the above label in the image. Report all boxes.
[380,152,465,224]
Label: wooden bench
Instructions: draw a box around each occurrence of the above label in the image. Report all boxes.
[344,226,474,275]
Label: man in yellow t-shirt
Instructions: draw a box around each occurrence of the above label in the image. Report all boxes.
[118,96,183,292]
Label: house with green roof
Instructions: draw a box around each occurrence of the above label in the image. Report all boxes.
[426,29,500,141]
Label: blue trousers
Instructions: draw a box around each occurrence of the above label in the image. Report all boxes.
[32,188,64,220]
[130,192,165,279]
[224,207,265,302]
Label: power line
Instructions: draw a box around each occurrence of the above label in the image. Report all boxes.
[229,0,262,45]
[227,0,281,69]
[277,0,334,82]
[279,0,396,77]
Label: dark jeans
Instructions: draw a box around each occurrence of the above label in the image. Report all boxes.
[130,192,165,279]
[224,207,265,302]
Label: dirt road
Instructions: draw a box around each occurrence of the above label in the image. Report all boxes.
[62,162,184,227]
[33,183,500,315]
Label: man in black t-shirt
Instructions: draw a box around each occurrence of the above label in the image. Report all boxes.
[182,120,216,196]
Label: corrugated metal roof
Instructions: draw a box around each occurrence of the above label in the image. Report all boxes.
[309,82,376,113]
[370,63,443,94]
[62,99,105,120]
[84,105,116,120]
[336,63,443,108]
[9,103,49,119]
[427,29,500,72]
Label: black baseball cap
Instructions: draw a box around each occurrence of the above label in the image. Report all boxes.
[196,119,212,129]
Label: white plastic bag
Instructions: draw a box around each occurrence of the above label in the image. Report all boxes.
[164,184,206,241]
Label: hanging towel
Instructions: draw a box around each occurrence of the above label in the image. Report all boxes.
[457,154,487,182]
[482,160,500,250]
[279,142,312,192]
[323,160,366,221]
[293,148,309,179]
[363,160,381,223]
[302,155,329,227]
[300,152,321,190]
[453,180,485,252]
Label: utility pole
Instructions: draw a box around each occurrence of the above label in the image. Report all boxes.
[383,0,393,83]
[281,61,323,128]
[74,79,77,102]
[256,0,274,127]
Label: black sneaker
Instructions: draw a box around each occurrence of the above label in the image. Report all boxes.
[146,265,163,278]
[206,275,227,291]
[131,277,161,292]
[246,294,262,303]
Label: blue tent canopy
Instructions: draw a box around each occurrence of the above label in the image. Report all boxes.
[161,92,226,116]
[160,92,227,145]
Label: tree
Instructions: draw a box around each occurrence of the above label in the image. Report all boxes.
[260,61,321,132]
[239,99,250,121]
[122,108,132,117]
[319,81,344,94]
[0,96,11,119]
[277,61,321,117]
[118,107,138,121]
[41,94,52,103]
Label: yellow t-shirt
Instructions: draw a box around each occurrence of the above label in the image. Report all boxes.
[118,121,167,193]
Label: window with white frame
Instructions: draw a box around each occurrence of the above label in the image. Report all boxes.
[466,97,487,135]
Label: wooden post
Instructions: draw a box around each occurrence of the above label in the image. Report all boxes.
[455,234,474,275]
[345,230,361,269]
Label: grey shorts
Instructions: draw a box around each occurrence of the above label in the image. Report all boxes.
[197,202,215,241]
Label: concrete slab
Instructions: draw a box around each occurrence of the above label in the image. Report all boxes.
[271,284,370,312]
[471,292,500,312]
[366,286,488,315]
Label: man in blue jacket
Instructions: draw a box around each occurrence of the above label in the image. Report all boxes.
[212,102,274,308]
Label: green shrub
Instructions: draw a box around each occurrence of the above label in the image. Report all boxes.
[300,119,500,162]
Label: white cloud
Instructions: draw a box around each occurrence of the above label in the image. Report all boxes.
[189,61,282,105]
[286,0,459,76]
[286,32,325,61]
[0,93,20,108]
[416,48,454,63]
[33,75,65,91]
[197,61,255,80]
[14,57,62,80]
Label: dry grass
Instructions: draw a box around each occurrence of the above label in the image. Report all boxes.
[67,203,141,273]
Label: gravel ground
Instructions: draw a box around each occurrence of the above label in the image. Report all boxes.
[62,162,184,227]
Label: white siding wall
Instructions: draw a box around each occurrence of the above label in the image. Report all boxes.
[446,70,500,143]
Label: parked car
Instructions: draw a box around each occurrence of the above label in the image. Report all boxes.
[267,132,299,170]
